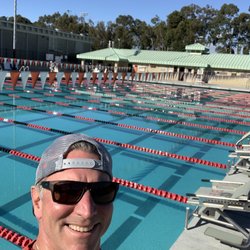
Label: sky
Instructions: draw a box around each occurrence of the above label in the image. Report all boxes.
[1,0,249,24]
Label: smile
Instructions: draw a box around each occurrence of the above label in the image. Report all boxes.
[68,224,95,233]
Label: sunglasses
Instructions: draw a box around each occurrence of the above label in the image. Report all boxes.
[40,181,119,205]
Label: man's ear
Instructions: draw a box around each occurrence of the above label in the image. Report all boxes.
[31,186,42,220]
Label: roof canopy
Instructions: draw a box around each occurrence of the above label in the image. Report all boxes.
[77,47,129,62]
[77,44,250,71]
[185,43,208,53]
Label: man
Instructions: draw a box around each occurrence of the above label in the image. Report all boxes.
[24,133,119,250]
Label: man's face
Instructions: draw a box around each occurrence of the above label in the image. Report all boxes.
[33,150,113,250]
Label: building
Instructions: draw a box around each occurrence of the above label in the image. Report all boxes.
[76,43,250,84]
[0,19,92,62]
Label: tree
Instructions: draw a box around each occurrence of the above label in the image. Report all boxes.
[212,4,239,53]
[180,5,204,44]
[34,12,61,28]
[165,11,184,50]
[7,3,249,54]
[232,13,250,54]
[90,21,109,50]
[133,19,153,49]
[0,16,8,21]
[195,5,218,45]
[8,15,32,24]
[165,5,203,51]
[112,15,135,49]
[151,15,167,50]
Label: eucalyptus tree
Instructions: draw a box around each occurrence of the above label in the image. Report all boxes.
[151,15,167,50]
[34,12,84,34]
[165,10,184,51]
[5,3,248,55]
[34,12,61,28]
[165,4,203,51]
[195,5,218,45]
[133,19,153,50]
[232,12,250,54]
[211,4,240,53]
[112,15,135,49]
[106,21,116,47]
[90,21,109,50]
[8,14,32,25]
[179,4,204,43]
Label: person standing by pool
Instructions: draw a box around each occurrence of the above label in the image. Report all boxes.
[24,133,119,250]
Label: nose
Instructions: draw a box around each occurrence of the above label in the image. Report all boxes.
[73,190,97,217]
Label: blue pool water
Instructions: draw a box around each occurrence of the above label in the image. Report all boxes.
[0,81,249,249]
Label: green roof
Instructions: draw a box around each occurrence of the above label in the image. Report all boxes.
[204,53,250,71]
[77,45,250,71]
[77,47,129,62]
[185,43,208,52]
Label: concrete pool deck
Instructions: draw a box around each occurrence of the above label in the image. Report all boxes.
[155,77,250,94]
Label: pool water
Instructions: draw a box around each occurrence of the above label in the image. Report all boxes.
[0,80,249,249]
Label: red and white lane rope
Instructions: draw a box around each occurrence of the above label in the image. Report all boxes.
[0,146,188,203]
[2,92,248,136]
[0,120,228,169]
[0,226,32,248]
[0,102,240,147]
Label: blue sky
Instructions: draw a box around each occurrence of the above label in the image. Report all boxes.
[1,0,249,24]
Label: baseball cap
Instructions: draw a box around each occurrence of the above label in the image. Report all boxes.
[35,134,112,184]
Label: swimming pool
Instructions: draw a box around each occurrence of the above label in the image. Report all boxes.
[0,79,249,249]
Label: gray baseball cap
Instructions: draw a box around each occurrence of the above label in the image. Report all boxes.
[35,134,112,184]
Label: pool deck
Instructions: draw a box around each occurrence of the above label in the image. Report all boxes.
[171,170,250,250]
[158,77,250,93]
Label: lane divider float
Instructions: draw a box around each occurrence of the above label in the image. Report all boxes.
[5,88,250,130]
[0,103,239,147]
[0,226,32,248]
[0,145,188,203]
[0,120,228,169]
[1,92,248,136]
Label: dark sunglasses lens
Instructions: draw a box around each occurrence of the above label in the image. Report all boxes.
[91,182,119,204]
[50,181,119,205]
[53,182,83,204]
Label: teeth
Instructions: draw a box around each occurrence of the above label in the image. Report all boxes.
[68,224,94,232]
